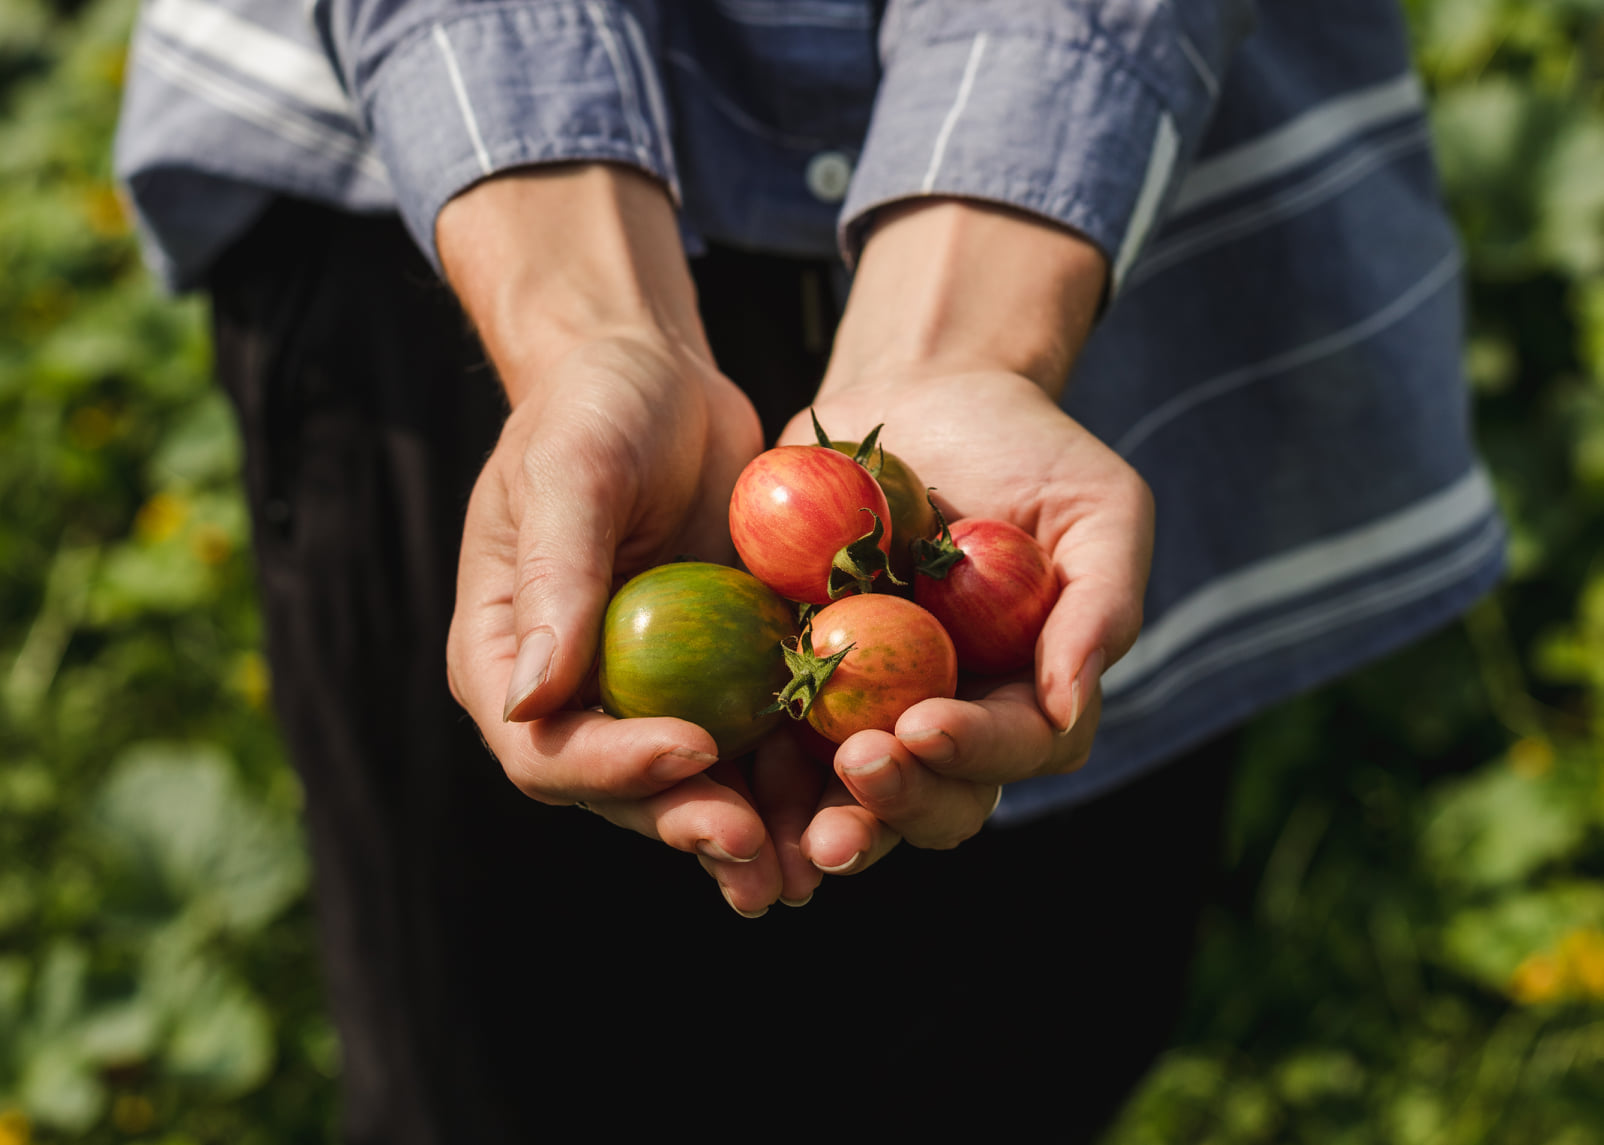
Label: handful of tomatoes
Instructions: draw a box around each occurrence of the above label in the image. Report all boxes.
[598,415,1061,755]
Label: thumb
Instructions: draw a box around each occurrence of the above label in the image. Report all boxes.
[1036,495,1153,736]
[500,429,628,723]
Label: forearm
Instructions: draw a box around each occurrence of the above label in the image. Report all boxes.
[823,199,1108,399]
[436,164,707,406]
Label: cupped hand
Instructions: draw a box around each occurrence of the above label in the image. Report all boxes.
[444,331,790,913]
[778,369,1154,875]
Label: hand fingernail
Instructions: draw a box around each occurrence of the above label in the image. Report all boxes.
[649,746,719,783]
[813,851,862,875]
[721,885,768,919]
[901,728,956,765]
[698,840,760,864]
[1059,648,1105,736]
[780,893,813,908]
[841,755,900,801]
[503,628,556,721]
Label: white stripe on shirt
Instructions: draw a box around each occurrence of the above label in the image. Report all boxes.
[1176,32,1219,99]
[1172,72,1424,214]
[920,33,987,193]
[587,0,654,171]
[135,29,388,186]
[1128,123,1432,289]
[1103,466,1499,699]
[1115,248,1461,457]
[1106,514,1504,720]
[432,25,492,176]
[144,0,352,119]
[621,10,676,188]
[1112,113,1180,290]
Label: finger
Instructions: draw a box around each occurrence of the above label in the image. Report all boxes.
[1035,474,1152,733]
[751,733,829,906]
[800,774,901,876]
[483,707,722,805]
[698,760,787,916]
[833,728,999,851]
[500,409,636,723]
[894,679,1096,785]
[586,771,780,915]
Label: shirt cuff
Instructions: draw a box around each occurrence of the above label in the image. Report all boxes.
[363,1,678,272]
[839,27,1197,293]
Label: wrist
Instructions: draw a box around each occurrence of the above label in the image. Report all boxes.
[437,163,709,406]
[824,198,1107,398]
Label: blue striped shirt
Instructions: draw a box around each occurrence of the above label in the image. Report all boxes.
[114,0,1506,819]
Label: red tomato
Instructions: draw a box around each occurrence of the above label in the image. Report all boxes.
[914,518,1059,675]
[802,595,957,744]
[729,445,894,605]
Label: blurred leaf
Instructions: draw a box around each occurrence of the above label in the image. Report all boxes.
[140,930,274,1097]
[89,538,213,620]
[1420,758,1589,888]
[1440,881,1604,989]
[164,976,274,1096]
[90,742,307,934]
[1410,0,1507,77]
[30,943,86,1038]
[1537,116,1604,276]
[17,1040,101,1135]
[76,998,160,1070]
[1274,1049,1366,1105]
[1431,79,1558,276]
[147,391,239,489]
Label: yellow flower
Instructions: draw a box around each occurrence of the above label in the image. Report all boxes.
[1510,952,1565,1004]
[82,184,130,238]
[191,523,233,565]
[134,491,189,544]
[1559,928,1604,999]
[232,651,272,711]
[0,1108,30,1145]
[1508,737,1554,778]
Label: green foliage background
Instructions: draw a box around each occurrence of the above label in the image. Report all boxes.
[1,0,1601,1141]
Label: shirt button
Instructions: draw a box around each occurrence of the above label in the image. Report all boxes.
[805,151,853,203]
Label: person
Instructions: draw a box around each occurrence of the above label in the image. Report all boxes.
[116,0,1505,1139]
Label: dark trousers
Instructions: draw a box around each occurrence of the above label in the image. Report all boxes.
[210,198,1236,1143]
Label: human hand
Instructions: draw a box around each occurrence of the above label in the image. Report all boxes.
[438,166,794,914]
[778,372,1152,872]
[773,199,1150,876]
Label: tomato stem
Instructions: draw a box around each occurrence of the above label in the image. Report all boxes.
[809,408,886,477]
[829,509,905,599]
[762,625,854,720]
[911,492,966,580]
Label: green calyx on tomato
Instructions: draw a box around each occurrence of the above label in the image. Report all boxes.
[762,624,854,721]
[829,508,904,599]
[812,409,937,588]
[598,561,799,757]
[910,492,966,580]
[811,409,886,474]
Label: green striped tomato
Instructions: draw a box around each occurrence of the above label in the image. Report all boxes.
[598,562,798,757]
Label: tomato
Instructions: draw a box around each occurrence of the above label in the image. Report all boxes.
[598,562,799,757]
[914,518,1059,675]
[729,445,894,605]
[778,594,958,744]
[824,438,936,589]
